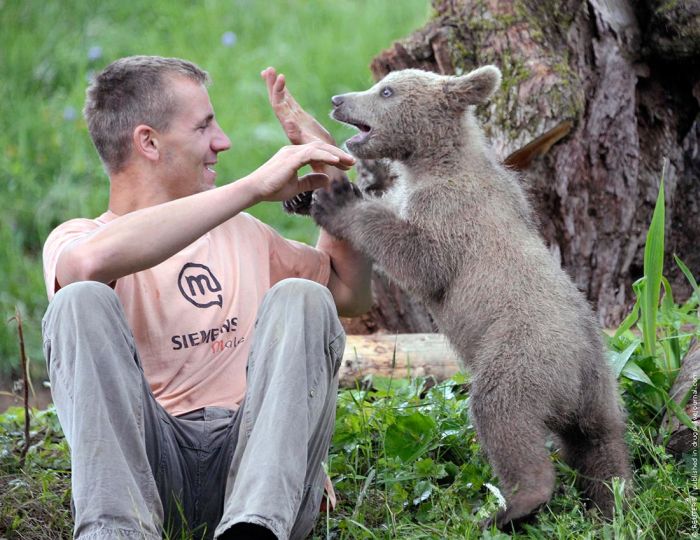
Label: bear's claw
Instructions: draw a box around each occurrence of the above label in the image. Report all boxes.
[310,178,363,237]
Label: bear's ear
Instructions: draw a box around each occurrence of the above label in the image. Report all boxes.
[443,65,502,108]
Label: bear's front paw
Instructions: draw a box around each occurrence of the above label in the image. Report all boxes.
[310,178,363,238]
[282,190,314,216]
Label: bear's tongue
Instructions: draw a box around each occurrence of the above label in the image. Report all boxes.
[348,123,371,144]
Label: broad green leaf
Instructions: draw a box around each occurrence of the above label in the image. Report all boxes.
[608,338,642,379]
[412,479,434,505]
[621,361,656,387]
[384,412,436,463]
[642,168,666,357]
[370,375,411,397]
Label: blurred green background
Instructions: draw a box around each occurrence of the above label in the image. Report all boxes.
[0,0,431,383]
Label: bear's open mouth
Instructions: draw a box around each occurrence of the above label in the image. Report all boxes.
[345,120,372,145]
[330,108,373,145]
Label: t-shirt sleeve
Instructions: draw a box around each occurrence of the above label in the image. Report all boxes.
[42,219,101,300]
[245,215,331,287]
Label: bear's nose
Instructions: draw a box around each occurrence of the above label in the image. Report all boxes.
[331,95,344,107]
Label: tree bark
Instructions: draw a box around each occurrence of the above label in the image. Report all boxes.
[659,340,700,457]
[342,0,700,334]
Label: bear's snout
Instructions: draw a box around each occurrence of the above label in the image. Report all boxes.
[331,95,345,107]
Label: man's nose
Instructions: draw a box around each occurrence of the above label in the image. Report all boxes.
[331,95,344,107]
[212,122,231,152]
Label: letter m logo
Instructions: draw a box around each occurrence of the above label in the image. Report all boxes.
[177,263,223,308]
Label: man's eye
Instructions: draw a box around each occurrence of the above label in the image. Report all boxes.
[381,87,393,98]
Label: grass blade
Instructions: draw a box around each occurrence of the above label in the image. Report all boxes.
[674,254,700,300]
[663,392,697,432]
[613,300,640,341]
[642,163,666,357]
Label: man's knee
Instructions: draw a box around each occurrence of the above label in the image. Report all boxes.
[256,278,345,368]
[48,281,118,314]
[268,277,332,301]
[43,281,125,341]
[262,278,335,316]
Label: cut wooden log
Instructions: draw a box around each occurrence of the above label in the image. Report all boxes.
[338,333,461,388]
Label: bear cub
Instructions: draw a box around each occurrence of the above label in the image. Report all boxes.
[311,66,631,529]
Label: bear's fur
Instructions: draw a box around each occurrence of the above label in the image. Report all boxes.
[311,66,632,529]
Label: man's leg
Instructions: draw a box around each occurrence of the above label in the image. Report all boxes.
[214,278,345,540]
[42,281,164,539]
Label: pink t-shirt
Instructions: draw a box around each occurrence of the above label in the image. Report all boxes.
[43,210,331,416]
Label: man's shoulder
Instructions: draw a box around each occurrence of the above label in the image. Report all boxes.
[45,212,110,243]
[214,211,276,238]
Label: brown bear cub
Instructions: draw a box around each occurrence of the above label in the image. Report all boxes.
[310,66,631,529]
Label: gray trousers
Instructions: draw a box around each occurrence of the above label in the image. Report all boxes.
[42,278,345,540]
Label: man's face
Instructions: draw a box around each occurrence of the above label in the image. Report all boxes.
[158,76,231,196]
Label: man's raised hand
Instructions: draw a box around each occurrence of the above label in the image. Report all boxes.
[261,67,335,146]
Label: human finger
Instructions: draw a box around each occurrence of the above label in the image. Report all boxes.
[261,67,277,103]
[273,73,305,114]
[272,73,287,104]
[300,145,355,170]
[297,172,330,193]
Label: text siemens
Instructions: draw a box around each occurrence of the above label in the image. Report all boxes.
[171,317,239,350]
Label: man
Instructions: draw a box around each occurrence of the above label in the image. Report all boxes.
[41,56,372,540]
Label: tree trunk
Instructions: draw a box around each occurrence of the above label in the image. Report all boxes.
[342,0,700,334]
[659,340,700,457]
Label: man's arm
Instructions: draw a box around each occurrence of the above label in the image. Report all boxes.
[56,143,353,287]
[262,68,373,316]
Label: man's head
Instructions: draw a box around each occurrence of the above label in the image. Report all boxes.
[84,55,211,174]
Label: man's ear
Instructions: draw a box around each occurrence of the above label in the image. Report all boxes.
[442,65,502,108]
[133,124,160,162]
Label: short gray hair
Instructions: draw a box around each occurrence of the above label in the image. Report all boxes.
[83,55,210,173]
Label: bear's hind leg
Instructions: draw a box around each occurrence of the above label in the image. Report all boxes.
[558,423,631,518]
[472,404,555,531]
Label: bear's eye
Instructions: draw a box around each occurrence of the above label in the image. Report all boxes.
[380,86,394,98]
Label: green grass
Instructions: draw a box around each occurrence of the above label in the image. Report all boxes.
[1,379,697,539]
[0,0,432,377]
[313,377,697,540]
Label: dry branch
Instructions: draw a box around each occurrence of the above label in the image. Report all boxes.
[10,307,31,468]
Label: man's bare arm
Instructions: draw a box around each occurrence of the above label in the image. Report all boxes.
[56,143,353,287]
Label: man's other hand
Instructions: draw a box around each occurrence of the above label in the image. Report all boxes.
[247,141,354,203]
